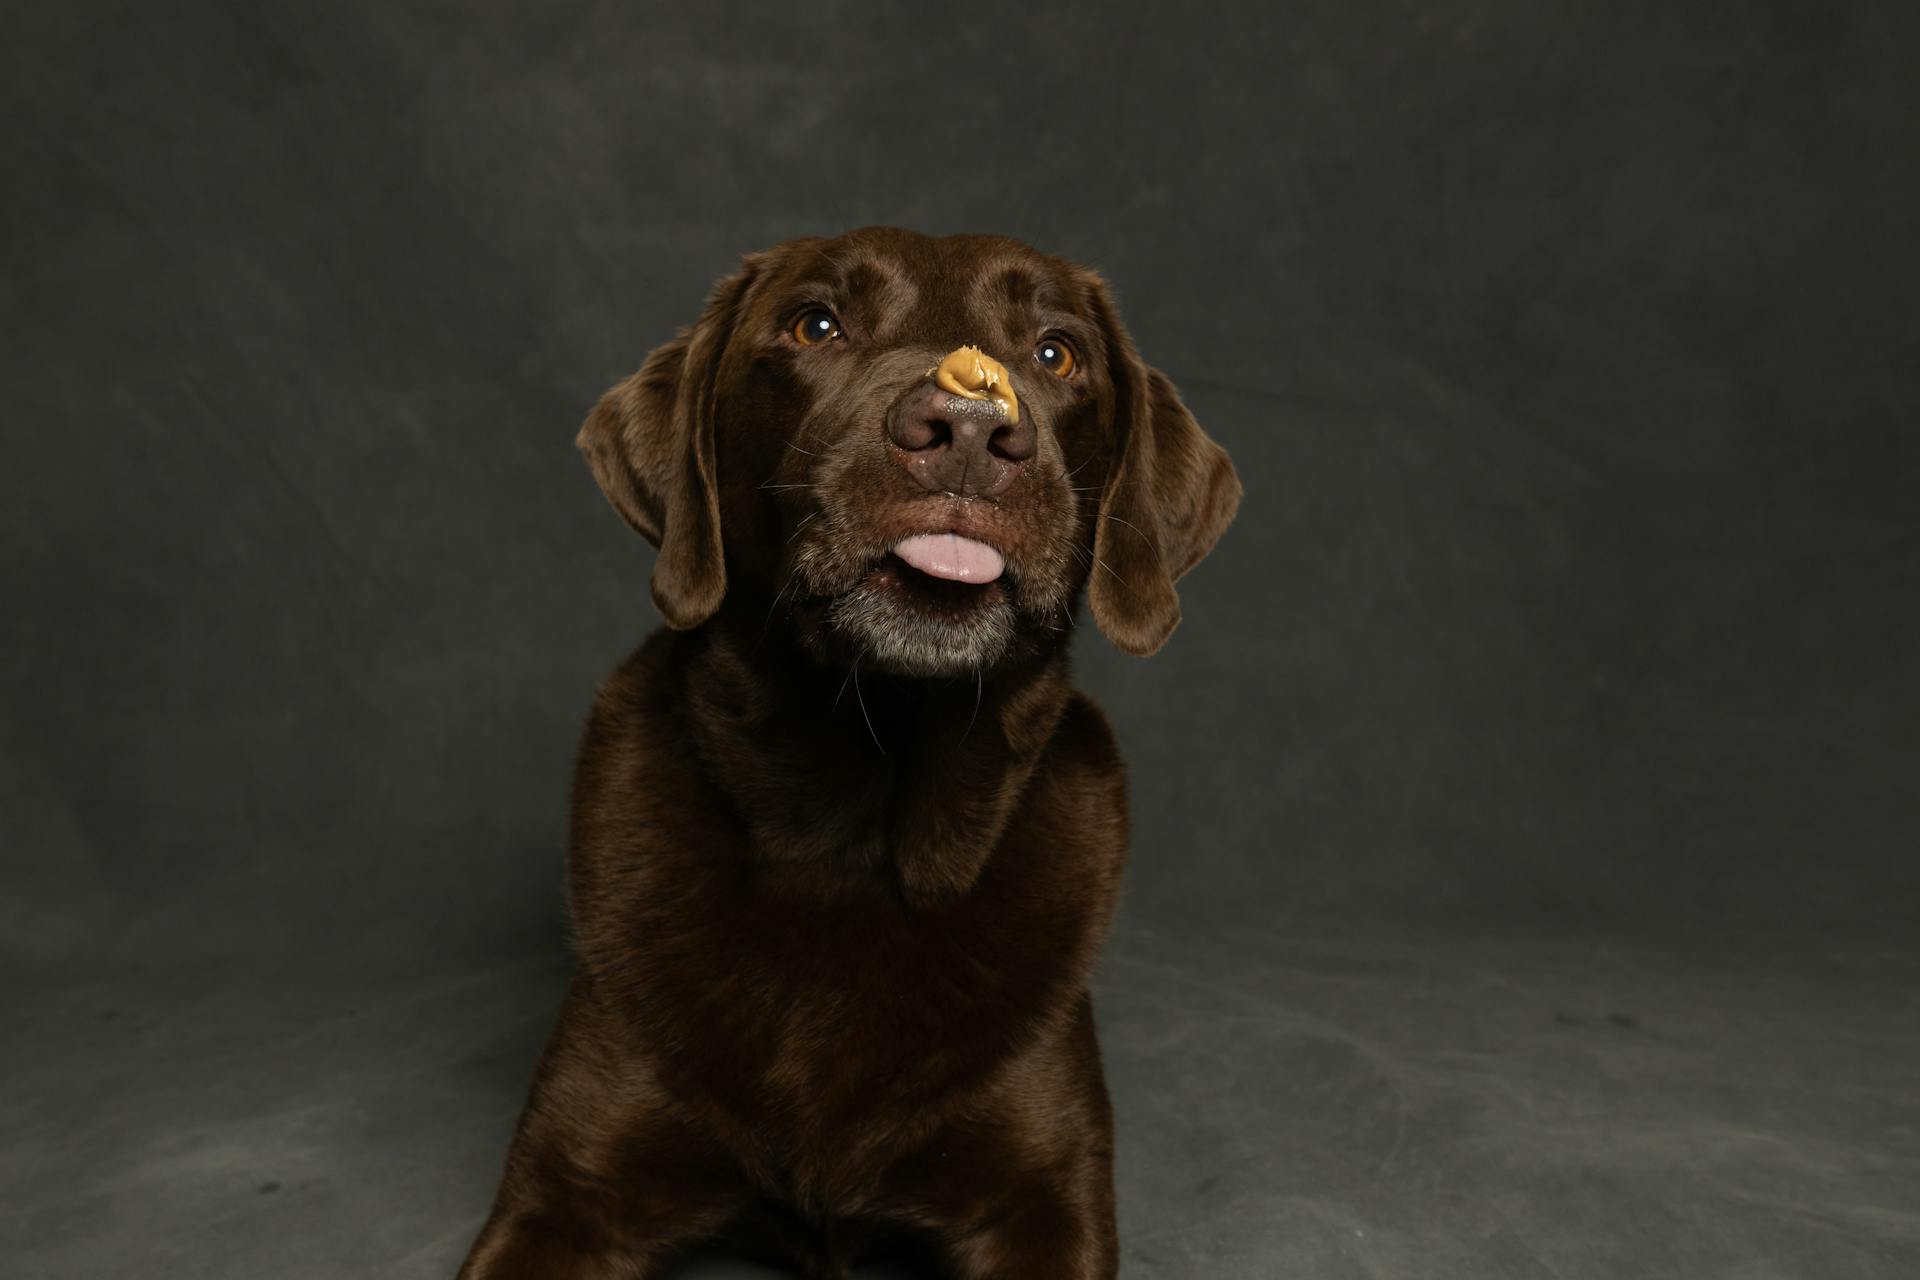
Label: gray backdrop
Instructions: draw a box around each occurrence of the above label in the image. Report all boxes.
[5,3,1917,1278]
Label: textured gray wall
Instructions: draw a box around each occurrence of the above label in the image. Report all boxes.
[5,0,1917,989]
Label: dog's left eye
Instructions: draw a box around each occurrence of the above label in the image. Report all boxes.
[1035,335,1077,378]
[792,308,843,346]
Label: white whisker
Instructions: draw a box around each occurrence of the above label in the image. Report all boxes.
[853,656,886,756]
[785,512,820,545]
[1097,512,1158,549]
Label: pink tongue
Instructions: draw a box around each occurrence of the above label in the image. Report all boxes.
[893,533,1005,584]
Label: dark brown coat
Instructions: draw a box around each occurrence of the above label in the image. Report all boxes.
[458,228,1240,1279]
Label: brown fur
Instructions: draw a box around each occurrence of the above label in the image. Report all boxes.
[459,228,1240,1278]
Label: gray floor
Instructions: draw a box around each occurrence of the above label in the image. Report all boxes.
[7,917,1915,1279]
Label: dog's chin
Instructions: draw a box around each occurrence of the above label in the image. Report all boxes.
[825,556,1020,679]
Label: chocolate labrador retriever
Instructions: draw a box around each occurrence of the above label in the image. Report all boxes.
[458,227,1239,1279]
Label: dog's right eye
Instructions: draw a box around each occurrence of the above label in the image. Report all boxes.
[792,308,843,346]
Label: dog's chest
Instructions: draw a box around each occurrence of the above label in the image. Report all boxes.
[659,874,1092,1203]
[605,807,1110,1174]
[667,851,1092,1081]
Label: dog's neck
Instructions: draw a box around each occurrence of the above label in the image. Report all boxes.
[665,606,1075,906]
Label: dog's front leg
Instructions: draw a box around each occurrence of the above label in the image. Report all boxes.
[457,986,751,1279]
[903,999,1121,1280]
[456,1118,749,1280]
[457,1201,733,1280]
[934,1154,1120,1280]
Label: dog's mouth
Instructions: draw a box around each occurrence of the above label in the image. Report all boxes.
[786,491,1072,676]
[867,534,1009,617]
[803,531,1018,677]
[826,571,1008,679]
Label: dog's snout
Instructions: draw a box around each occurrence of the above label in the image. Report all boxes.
[887,347,1035,498]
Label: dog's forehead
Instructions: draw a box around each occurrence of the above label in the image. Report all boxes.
[760,229,1081,340]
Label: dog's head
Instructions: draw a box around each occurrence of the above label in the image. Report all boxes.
[580,227,1240,678]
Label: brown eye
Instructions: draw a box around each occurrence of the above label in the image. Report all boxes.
[792,308,842,345]
[1035,335,1077,378]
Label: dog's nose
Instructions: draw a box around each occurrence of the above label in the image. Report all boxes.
[886,346,1036,498]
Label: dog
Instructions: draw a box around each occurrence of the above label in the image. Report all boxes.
[458,227,1240,1279]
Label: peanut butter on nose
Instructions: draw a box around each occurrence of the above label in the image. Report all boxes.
[931,344,1018,421]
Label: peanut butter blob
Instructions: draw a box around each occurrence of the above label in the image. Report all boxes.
[930,345,1018,421]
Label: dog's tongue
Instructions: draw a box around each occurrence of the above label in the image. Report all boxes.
[893,533,1005,584]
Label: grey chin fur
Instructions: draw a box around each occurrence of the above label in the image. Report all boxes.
[828,584,1017,678]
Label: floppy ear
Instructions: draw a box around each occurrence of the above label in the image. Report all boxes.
[576,261,759,630]
[1084,275,1243,657]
